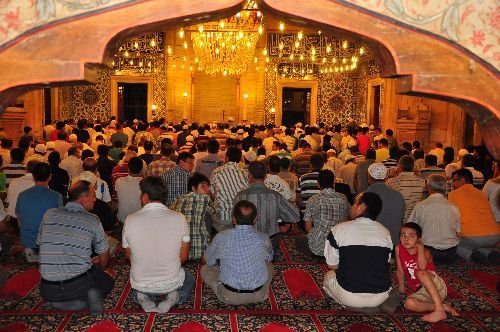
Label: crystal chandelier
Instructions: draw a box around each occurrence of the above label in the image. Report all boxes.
[188,0,263,75]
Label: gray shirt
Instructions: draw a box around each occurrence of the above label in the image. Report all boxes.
[365,182,406,245]
[195,153,224,178]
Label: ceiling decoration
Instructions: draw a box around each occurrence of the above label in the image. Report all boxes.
[112,32,165,74]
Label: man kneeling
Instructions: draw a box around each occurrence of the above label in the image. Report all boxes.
[122,176,194,312]
[201,200,273,305]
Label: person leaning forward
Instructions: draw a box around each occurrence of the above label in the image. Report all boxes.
[201,200,274,305]
[38,180,114,315]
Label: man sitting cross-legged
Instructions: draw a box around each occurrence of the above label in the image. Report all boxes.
[201,200,273,305]
[122,176,195,313]
[38,180,114,315]
[396,222,459,322]
[294,169,350,257]
[323,192,394,311]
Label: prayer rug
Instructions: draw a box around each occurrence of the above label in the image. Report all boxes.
[0,234,498,331]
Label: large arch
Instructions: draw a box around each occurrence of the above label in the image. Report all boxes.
[0,0,497,157]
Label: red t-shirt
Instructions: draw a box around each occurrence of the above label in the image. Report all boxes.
[357,135,371,155]
[398,244,436,291]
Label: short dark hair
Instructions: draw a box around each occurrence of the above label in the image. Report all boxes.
[425,154,438,166]
[1,139,13,149]
[379,138,389,147]
[143,140,154,151]
[365,148,376,160]
[358,192,382,220]
[68,180,92,202]
[23,126,32,134]
[280,157,291,169]
[389,146,399,160]
[81,149,94,160]
[268,156,281,173]
[386,129,393,136]
[160,145,174,157]
[140,176,167,202]
[128,157,143,174]
[26,160,39,174]
[226,147,242,163]
[10,147,25,163]
[48,151,61,166]
[452,168,473,184]
[401,222,422,238]
[176,151,194,165]
[310,153,325,170]
[401,142,412,152]
[318,170,335,189]
[248,161,266,179]
[188,172,210,190]
[207,139,220,154]
[97,144,109,157]
[412,141,421,149]
[232,200,257,225]
[68,147,78,156]
[461,154,477,168]
[113,140,123,148]
[32,162,51,182]
[413,149,424,160]
[399,155,414,172]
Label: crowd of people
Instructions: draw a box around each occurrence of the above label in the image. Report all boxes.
[0,117,498,321]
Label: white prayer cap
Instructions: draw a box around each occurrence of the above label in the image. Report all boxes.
[368,163,387,180]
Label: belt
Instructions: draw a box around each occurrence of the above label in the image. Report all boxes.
[222,283,263,293]
[41,271,89,285]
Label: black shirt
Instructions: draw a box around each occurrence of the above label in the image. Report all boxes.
[49,166,69,200]
[97,157,117,192]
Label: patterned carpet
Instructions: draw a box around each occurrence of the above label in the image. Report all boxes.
[0,235,499,331]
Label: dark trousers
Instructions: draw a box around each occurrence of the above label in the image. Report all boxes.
[426,245,457,265]
[40,266,114,302]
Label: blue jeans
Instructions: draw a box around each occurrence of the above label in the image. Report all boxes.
[132,268,194,304]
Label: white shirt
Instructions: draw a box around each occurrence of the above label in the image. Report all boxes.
[7,173,34,218]
[407,193,461,249]
[264,174,293,200]
[115,175,142,222]
[122,203,189,293]
[72,171,111,203]
[60,155,83,181]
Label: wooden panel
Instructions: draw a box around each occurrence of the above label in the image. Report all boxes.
[193,73,237,123]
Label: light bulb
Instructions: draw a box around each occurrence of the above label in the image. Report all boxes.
[198,25,204,33]
[279,22,285,31]
[311,48,316,55]
[263,48,268,56]
[342,40,348,49]
[179,29,184,38]
[326,45,331,53]
[167,46,172,55]
[295,41,300,49]
[359,47,365,55]
[150,39,156,47]
[258,25,263,34]
[219,20,225,28]
[183,41,187,49]
[298,31,303,40]
[279,43,284,50]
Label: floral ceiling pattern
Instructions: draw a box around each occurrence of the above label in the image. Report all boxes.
[342,0,499,70]
[0,0,497,70]
[0,0,137,48]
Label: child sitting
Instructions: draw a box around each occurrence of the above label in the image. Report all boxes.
[396,222,459,322]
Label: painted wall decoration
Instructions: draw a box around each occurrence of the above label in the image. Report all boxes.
[0,0,137,49]
[264,57,381,126]
[342,0,499,70]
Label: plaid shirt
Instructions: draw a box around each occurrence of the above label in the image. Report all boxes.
[204,224,273,290]
[162,165,191,207]
[145,157,175,177]
[304,188,350,255]
[171,192,214,260]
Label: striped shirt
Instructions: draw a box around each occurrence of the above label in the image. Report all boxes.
[1,163,26,188]
[297,171,320,213]
[386,172,425,222]
[305,188,350,255]
[281,135,297,152]
[292,151,313,177]
[211,162,248,225]
[38,202,108,281]
[234,183,299,236]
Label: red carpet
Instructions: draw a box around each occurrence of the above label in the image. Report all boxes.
[0,235,498,331]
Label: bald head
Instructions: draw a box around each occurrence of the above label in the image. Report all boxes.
[82,157,98,173]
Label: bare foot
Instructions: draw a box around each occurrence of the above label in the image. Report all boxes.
[421,310,447,323]
[443,303,459,317]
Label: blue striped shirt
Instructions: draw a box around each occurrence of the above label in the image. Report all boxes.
[204,224,273,290]
[37,202,108,281]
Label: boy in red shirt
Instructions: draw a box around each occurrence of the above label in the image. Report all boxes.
[396,222,459,322]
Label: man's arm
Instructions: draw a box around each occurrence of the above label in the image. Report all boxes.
[324,231,339,270]
[180,241,190,264]
[416,242,429,270]
[98,250,110,269]
[304,220,313,233]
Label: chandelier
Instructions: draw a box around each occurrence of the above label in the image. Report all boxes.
[186,0,263,75]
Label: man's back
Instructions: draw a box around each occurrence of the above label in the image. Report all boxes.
[205,225,272,290]
[122,203,188,293]
[234,183,299,236]
[195,154,224,178]
[366,182,406,245]
[448,184,499,237]
[39,202,108,281]
[386,172,425,222]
